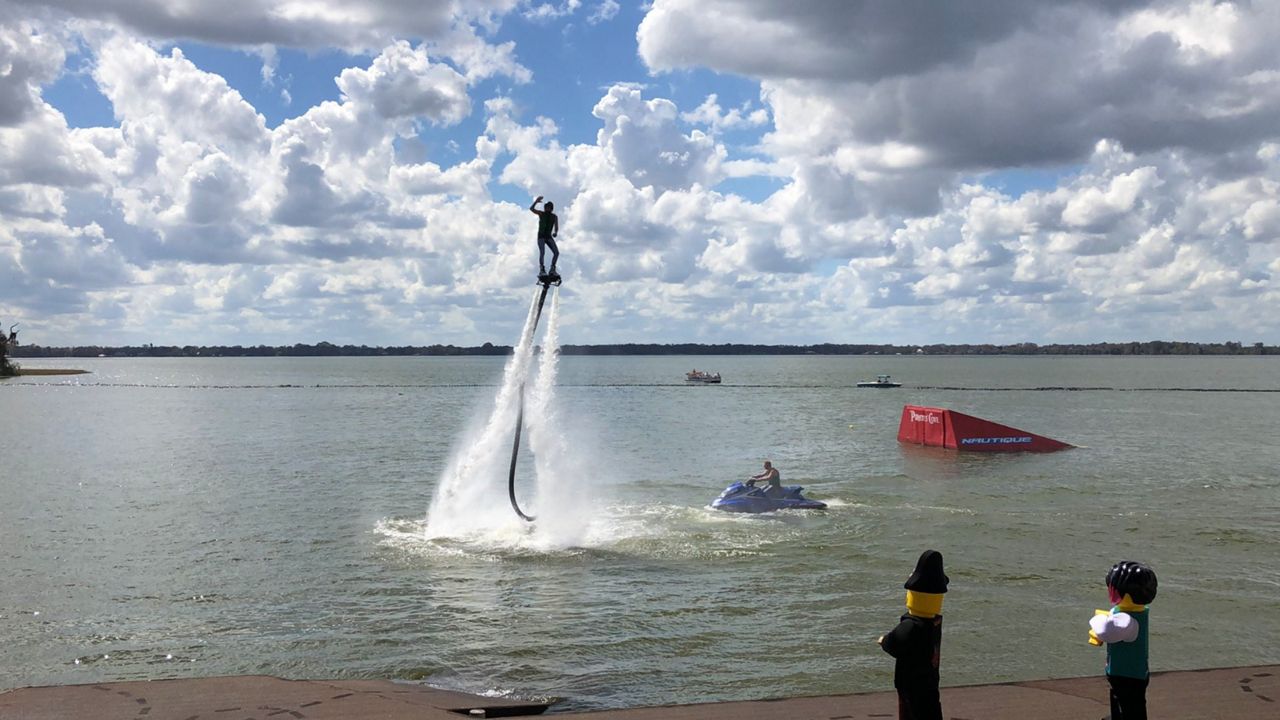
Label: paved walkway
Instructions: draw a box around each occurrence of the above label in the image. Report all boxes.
[2,665,1274,719]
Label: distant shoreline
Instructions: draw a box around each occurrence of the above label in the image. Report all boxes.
[11,340,1276,358]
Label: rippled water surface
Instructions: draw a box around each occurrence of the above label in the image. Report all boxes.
[2,355,1279,710]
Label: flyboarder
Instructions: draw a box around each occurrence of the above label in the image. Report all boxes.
[508,198,562,521]
[530,195,559,282]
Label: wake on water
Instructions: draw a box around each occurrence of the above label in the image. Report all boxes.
[423,287,600,551]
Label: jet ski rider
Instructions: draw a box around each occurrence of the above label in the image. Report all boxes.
[748,460,783,498]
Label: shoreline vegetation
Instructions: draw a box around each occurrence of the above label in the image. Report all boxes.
[10,340,1276,358]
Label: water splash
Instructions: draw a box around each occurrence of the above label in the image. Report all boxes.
[425,290,542,543]
[526,291,595,547]
[425,287,599,550]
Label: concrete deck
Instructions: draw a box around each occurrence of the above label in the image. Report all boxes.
[1,665,1274,719]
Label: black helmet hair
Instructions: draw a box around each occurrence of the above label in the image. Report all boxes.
[544,201,554,211]
[1106,560,1158,604]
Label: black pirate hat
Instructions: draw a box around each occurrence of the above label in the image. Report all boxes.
[904,549,949,594]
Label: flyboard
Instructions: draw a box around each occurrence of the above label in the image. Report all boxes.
[507,270,562,521]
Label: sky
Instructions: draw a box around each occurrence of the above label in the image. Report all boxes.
[1,0,1278,347]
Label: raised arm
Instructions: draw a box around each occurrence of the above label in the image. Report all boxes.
[530,195,543,213]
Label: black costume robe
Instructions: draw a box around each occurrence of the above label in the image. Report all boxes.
[879,613,942,720]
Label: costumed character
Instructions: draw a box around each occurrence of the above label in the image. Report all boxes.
[879,549,948,720]
[1088,560,1158,720]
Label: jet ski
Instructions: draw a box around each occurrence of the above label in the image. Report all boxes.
[711,481,827,513]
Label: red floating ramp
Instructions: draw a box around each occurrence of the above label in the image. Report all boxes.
[897,405,1074,452]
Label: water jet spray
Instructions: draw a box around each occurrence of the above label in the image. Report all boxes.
[506,274,561,521]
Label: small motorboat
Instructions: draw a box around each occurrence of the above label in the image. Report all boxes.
[856,374,901,388]
[686,369,722,383]
[711,481,827,513]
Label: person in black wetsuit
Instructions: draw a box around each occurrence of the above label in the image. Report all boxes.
[879,549,948,720]
[529,195,559,276]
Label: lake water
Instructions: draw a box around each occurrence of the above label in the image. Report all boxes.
[2,354,1278,711]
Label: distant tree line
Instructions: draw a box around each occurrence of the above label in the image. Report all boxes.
[10,339,1275,358]
[11,341,510,358]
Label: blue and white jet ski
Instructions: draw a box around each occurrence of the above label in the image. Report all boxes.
[711,481,827,513]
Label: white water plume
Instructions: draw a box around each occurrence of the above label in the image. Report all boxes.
[525,290,595,546]
[425,286,601,550]
[425,290,542,541]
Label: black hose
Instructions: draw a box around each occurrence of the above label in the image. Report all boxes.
[507,283,551,522]
[508,398,535,521]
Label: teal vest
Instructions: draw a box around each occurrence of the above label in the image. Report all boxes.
[1106,607,1149,679]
